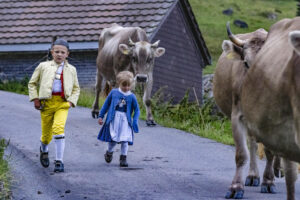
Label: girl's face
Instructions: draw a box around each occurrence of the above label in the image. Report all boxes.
[120,82,131,93]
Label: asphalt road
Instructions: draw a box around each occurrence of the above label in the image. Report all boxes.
[1,90,300,200]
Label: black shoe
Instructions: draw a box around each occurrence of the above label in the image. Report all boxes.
[120,155,128,167]
[40,147,49,168]
[104,151,113,163]
[54,160,64,173]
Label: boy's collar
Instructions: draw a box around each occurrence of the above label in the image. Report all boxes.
[51,60,68,67]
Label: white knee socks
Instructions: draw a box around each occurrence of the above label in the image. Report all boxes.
[107,142,128,155]
[121,142,128,155]
[54,134,65,162]
[108,142,117,152]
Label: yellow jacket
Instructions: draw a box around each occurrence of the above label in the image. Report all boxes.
[28,60,80,106]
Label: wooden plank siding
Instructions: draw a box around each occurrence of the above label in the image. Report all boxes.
[152,3,203,103]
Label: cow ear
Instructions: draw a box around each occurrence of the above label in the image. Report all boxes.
[119,44,131,55]
[222,40,240,60]
[154,47,165,57]
[289,31,300,55]
[222,40,233,53]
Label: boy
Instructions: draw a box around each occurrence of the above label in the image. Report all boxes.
[28,38,80,172]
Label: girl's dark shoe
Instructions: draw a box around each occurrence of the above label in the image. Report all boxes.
[40,147,49,168]
[104,151,113,163]
[120,155,128,167]
[54,160,64,172]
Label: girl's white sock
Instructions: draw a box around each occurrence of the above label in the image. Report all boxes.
[121,142,128,155]
[108,141,117,152]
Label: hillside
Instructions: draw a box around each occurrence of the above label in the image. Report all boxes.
[189,0,297,74]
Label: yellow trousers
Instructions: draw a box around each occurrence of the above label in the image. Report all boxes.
[40,96,70,145]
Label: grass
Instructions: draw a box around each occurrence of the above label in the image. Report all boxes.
[145,88,233,145]
[0,77,29,95]
[0,139,12,199]
[189,0,297,74]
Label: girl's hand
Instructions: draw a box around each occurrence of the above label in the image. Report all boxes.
[98,118,103,125]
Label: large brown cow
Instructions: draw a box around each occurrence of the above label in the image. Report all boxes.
[225,17,300,200]
[91,24,165,126]
[213,24,282,199]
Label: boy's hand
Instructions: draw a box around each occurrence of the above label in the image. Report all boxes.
[34,99,41,110]
[98,118,103,125]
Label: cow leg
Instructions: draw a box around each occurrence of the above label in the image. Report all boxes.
[144,73,155,126]
[91,71,103,118]
[273,156,284,178]
[245,135,260,187]
[283,159,298,200]
[225,111,248,199]
[260,147,277,194]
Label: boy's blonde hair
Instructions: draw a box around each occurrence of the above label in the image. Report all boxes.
[116,71,134,87]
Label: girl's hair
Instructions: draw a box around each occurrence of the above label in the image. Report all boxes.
[116,71,134,87]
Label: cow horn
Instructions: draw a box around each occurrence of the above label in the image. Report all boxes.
[128,38,135,46]
[226,21,245,47]
[151,40,160,48]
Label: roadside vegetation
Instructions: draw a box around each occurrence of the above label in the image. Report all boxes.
[0,139,11,199]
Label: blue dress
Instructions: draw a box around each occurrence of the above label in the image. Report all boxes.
[97,88,140,145]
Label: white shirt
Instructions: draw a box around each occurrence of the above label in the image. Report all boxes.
[52,62,64,93]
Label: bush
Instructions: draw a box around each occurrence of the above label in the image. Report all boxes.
[0,77,29,95]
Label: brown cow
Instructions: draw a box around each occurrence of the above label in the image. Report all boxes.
[234,17,300,200]
[214,23,283,199]
[91,24,165,126]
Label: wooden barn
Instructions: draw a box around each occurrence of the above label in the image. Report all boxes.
[0,0,211,103]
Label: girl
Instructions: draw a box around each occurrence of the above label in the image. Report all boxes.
[97,71,140,167]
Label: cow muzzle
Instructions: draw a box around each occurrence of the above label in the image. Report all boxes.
[135,74,148,83]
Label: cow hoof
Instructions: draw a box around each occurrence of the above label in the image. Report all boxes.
[91,110,99,119]
[225,189,244,199]
[261,183,276,194]
[146,120,156,126]
[274,167,284,178]
[245,176,260,186]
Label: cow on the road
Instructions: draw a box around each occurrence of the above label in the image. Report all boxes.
[222,17,300,200]
[213,24,282,199]
[91,24,165,126]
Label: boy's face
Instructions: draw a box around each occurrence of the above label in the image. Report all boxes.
[51,45,69,64]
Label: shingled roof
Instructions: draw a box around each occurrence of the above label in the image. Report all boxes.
[0,0,175,44]
[0,0,210,64]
